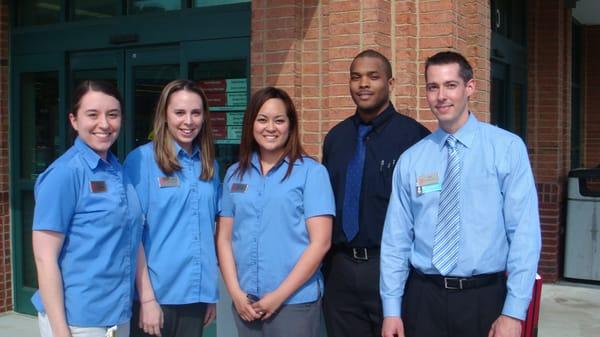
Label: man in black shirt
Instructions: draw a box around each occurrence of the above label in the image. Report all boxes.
[322,49,430,337]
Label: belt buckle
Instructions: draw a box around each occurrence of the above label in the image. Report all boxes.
[444,277,464,290]
[352,248,368,261]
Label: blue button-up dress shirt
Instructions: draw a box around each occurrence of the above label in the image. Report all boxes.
[31,137,143,326]
[124,142,220,304]
[380,113,541,320]
[220,153,335,304]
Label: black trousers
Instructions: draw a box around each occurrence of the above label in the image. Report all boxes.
[323,250,383,337]
[130,301,207,337]
[403,270,507,337]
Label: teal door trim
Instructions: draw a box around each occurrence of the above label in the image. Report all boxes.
[11,3,250,55]
[10,52,67,314]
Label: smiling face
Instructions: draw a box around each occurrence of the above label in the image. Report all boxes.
[166,89,203,154]
[425,63,475,134]
[253,98,290,159]
[349,56,394,120]
[69,90,122,160]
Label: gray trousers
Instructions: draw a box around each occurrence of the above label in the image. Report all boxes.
[232,299,321,337]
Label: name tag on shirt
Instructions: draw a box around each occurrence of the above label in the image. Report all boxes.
[158,176,179,188]
[90,180,107,193]
[416,173,441,196]
[231,183,248,193]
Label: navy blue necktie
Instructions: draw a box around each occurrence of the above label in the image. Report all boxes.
[342,124,372,242]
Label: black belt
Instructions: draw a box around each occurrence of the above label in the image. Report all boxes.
[412,268,504,290]
[334,245,379,261]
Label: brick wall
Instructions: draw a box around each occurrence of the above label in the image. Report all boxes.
[527,0,572,282]
[0,0,12,313]
[251,0,490,157]
[582,26,600,168]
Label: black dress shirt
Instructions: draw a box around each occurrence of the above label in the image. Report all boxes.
[322,103,430,248]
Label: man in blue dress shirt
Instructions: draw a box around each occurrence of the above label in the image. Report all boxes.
[380,51,541,337]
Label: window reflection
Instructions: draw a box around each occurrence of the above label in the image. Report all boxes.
[20,72,60,180]
[71,0,120,21]
[129,0,181,14]
[18,0,61,26]
[133,65,179,147]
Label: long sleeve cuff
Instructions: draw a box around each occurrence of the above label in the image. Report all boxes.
[501,293,531,321]
[382,297,402,317]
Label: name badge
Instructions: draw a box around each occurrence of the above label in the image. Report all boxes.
[90,181,107,193]
[416,173,441,196]
[158,176,179,188]
[231,183,248,193]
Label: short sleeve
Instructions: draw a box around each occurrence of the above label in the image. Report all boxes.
[123,147,150,214]
[33,165,79,233]
[219,166,236,217]
[303,162,335,219]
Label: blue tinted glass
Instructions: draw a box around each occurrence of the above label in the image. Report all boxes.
[18,0,61,26]
[130,0,181,14]
[71,0,120,21]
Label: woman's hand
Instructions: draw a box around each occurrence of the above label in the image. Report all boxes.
[139,299,163,336]
[203,303,217,326]
[251,291,286,321]
[232,290,262,322]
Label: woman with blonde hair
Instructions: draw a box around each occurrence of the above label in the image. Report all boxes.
[124,79,219,337]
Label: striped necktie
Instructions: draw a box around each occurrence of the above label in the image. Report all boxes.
[432,135,461,275]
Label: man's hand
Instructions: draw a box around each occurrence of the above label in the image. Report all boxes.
[488,315,522,337]
[381,316,405,337]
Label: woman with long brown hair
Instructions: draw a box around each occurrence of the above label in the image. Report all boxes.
[217,86,335,337]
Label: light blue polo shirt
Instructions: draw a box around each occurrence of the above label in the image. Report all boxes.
[124,142,220,304]
[31,137,143,327]
[220,153,335,304]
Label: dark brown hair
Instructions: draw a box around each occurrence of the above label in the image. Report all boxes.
[425,51,473,83]
[234,87,306,180]
[70,80,123,116]
[152,79,215,180]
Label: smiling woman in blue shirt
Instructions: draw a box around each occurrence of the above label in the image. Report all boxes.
[32,80,143,337]
[217,87,335,337]
[123,80,219,337]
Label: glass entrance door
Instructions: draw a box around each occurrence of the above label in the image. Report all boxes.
[12,39,249,325]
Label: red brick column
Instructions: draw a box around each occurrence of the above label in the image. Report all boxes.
[251,0,490,156]
[0,0,12,313]
[397,0,490,130]
[582,26,600,167]
[527,0,572,282]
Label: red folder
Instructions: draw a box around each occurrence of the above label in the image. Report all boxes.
[521,274,542,337]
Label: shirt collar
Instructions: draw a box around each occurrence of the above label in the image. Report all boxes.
[250,152,301,173]
[174,141,200,159]
[352,102,396,132]
[432,112,479,150]
[74,137,119,170]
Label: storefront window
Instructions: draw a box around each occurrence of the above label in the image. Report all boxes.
[129,0,181,14]
[17,0,61,26]
[191,60,247,177]
[71,0,120,21]
[133,65,180,147]
[20,72,60,180]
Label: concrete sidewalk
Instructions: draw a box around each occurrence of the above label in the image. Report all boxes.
[1,281,599,337]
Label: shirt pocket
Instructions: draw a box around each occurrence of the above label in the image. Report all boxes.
[375,159,396,200]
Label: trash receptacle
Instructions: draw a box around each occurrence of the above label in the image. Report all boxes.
[564,168,600,281]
